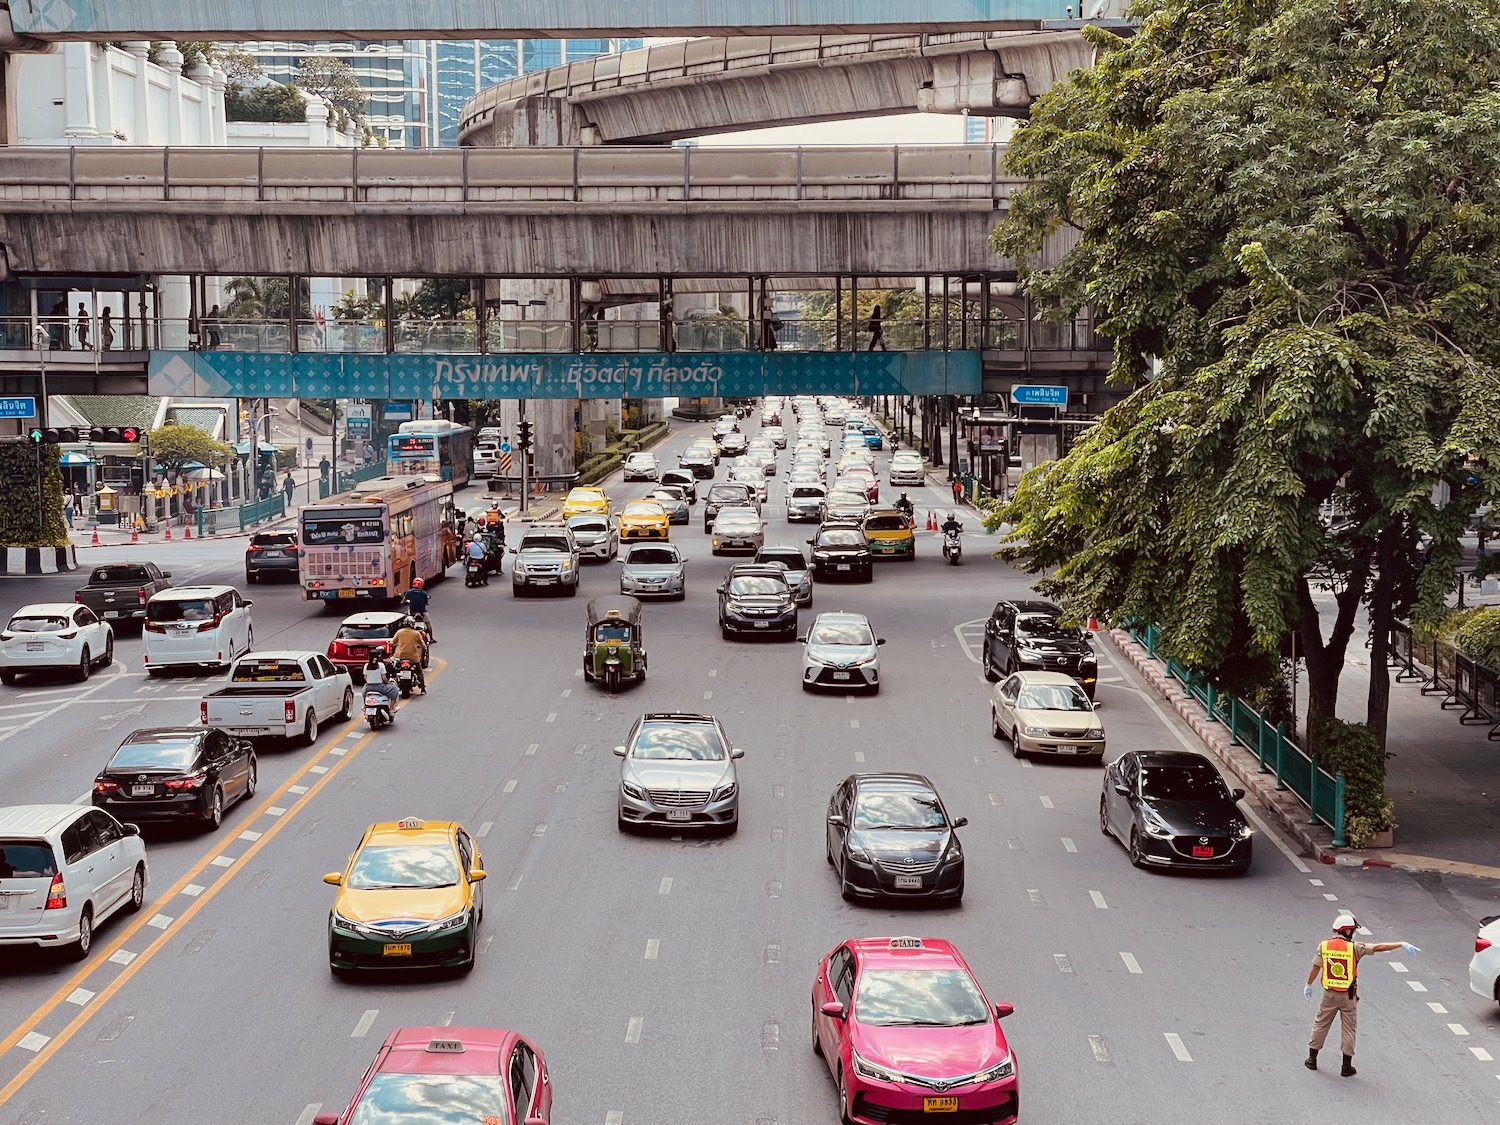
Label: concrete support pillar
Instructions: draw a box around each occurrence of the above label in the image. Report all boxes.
[483,279,581,479]
[307,99,330,146]
[494,95,588,147]
[124,42,151,146]
[187,62,215,144]
[62,42,100,140]
[95,46,116,143]
[209,65,227,145]
[157,43,185,147]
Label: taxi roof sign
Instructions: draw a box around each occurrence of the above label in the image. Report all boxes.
[426,1038,466,1053]
[888,937,924,949]
[397,817,426,830]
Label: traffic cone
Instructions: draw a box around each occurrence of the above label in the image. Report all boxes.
[163,522,172,542]
[183,522,192,540]
[1087,617,1099,634]
[130,522,139,544]
[90,527,100,547]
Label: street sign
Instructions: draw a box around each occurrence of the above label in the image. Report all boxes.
[0,396,37,419]
[1009,385,1068,407]
[498,452,514,474]
[499,441,512,454]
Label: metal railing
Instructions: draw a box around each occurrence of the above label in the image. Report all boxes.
[195,494,285,537]
[1130,624,1347,846]
[318,462,388,499]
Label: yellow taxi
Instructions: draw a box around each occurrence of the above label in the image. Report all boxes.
[562,487,612,520]
[862,507,918,559]
[324,817,486,976]
[618,498,670,541]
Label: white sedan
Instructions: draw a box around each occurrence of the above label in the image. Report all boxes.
[0,602,114,684]
[799,611,883,693]
[622,452,661,482]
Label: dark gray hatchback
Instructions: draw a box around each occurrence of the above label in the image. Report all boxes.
[245,531,299,583]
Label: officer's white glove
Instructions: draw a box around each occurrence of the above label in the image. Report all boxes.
[1303,984,1314,1000]
[1401,943,1420,955]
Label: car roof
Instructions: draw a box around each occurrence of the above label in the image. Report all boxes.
[116,727,209,744]
[376,1026,515,1077]
[364,818,461,847]
[1130,750,1215,769]
[625,542,679,556]
[758,546,804,558]
[639,711,717,726]
[814,611,871,627]
[0,804,89,835]
[10,603,83,616]
[848,936,967,973]
[1010,670,1085,687]
[994,598,1062,617]
[150,585,238,597]
[727,563,786,577]
[340,611,407,624]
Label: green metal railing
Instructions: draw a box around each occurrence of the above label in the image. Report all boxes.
[1131,624,1346,847]
[195,495,286,536]
[319,462,387,499]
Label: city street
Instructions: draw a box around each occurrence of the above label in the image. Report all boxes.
[0,418,1496,1125]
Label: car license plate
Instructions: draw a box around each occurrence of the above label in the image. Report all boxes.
[535,577,557,584]
[832,671,851,681]
[230,728,262,737]
[131,784,154,796]
[1192,845,1214,857]
[104,610,119,618]
[837,564,850,571]
[383,943,412,956]
[1057,745,1079,754]
[754,621,770,628]
[924,1097,958,1113]
[666,809,691,821]
[26,641,43,651]
[337,588,356,599]
[643,584,662,590]
[895,874,923,889]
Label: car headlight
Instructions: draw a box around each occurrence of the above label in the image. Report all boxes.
[844,655,874,668]
[513,561,528,574]
[852,1049,900,1084]
[330,910,376,937]
[621,782,645,800]
[845,846,873,865]
[423,911,470,934]
[711,783,738,802]
[974,1056,1014,1083]
[1233,823,1254,840]
[561,560,576,571]
[1022,724,1048,737]
[1143,811,1174,838]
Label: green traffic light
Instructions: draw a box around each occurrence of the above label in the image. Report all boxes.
[27,428,41,443]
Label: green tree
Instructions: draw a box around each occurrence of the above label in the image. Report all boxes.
[147,424,231,474]
[223,276,312,321]
[0,444,68,548]
[294,55,367,122]
[408,279,473,321]
[988,0,1500,749]
[225,83,307,124]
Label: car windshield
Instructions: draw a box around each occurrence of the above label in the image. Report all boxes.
[651,490,683,502]
[865,515,908,531]
[1017,684,1093,711]
[708,487,748,501]
[337,622,397,640]
[522,537,569,553]
[231,659,307,682]
[790,486,825,498]
[628,548,678,565]
[730,577,784,596]
[346,843,460,890]
[760,552,805,571]
[0,841,57,878]
[625,502,662,515]
[7,615,69,633]
[810,621,874,645]
[818,531,866,546]
[108,739,198,770]
[596,623,631,641]
[252,533,296,548]
[90,565,150,583]
[855,969,990,1027]
[853,788,947,830]
[1140,766,1231,802]
[1016,614,1078,639]
[631,724,726,761]
[348,1074,506,1125]
[717,512,758,527]
[567,516,607,531]
[147,598,216,623]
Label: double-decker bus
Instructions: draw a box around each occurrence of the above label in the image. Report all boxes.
[298,476,457,604]
[388,420,474,488]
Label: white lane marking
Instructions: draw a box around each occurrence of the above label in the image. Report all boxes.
[644,939,660,960]
[853,751,865,762]
[1428,1002,1448,1014]
[1039,796,1054,809]
[1088,1034,1111,1064]
[503,780,518,794]
[545,712,558,723]
[1027,889,1045,907]
[1447,1023,1469,1036]
[850,718,860,729]
[477,821,493,837]
[625,1016,644,1044]
[709,668,718,677]
[309,765,329,775]
[1407,981,1428,992]
[238,830,263,842]
[704,691,713,700]
[989,793,1004,807]
[1309,879,1324,886]
[0,662,129,749]
[0,710,48,722]
[328,746,349,757]
[65,987,95,1006]
[440,1011,456,1026]
[210,855,235,867]
[147,913,172,929]
[108,949,136,965]
[605,1113,624,1125]
[561,688,572,698]
[1020,759,1033,768]
[1323,893,1339,901]
[267,806,287,817]
[573,668,583,678]
[658,877,673,895]
[1164,1032,1193,1062]
[952,619,986,664]
[293,1105,323,1125]
[1470,1047,1494,1062]
[288,784,309,795]
[1357,925,1371,936]
[17,1032,50,1052]
[972,755,985,766]
[526,743,538,756]
[1053,953,1074,975]
[1390,962,1408,973]
[1120,952,1143,974]
[181,884,205,897]
[1061,837,1077,853]
[506,874,524,891]
[351,1010,379,1038]
[1089,890,1108,909]
[531,823,546,837]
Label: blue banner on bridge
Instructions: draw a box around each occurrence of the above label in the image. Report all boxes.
[147,351,981,401]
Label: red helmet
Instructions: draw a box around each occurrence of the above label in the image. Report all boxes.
[412,577,425,589]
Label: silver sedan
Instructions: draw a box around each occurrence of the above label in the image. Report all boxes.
[619,543,687,600]
[615,713,742,834]
[710,508,765,555]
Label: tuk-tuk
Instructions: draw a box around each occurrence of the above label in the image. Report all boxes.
[584,596,647,693]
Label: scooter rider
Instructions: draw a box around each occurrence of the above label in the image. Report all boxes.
[389,621,428,695]
[465,534,489,585]
[363,655,400,710]
[399,577,435,642]
[941,512,963,536]
[894,492,915,519]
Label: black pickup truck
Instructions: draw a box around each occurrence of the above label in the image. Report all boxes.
[74,562,174,631]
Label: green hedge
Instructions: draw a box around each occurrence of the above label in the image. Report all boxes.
[577,453,624,486]
[1455,606,1500,670]
[0,444,69,547]
[1310,717,1394,847]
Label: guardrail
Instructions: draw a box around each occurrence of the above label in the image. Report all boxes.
[1130,624,1347,846]
[195,494,285,537]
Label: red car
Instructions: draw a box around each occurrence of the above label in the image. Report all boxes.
[812,936,1018,1124]
[313,1026,552,1125]
[326,611,418,683]
[843,467,881,503]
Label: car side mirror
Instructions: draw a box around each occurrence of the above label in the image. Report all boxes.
[1112,784,1129,797]
[716,585,726,593]
[1231,788,1245,802]
[994,1002,1015,1020]
[820,1000,846,1019]
[827,813,846,827]
[123,822,141,836]
[468,869,487,882]
[797,635,808,643]
[806,539,815,545]
[312,1115,340,1125]
[876,638,886,645]
[731,747,745,759]
[161,571,172,578]
[613,745,627,757]
[951,817,969,829]
[243,600,254,608]
[322,872,344,885]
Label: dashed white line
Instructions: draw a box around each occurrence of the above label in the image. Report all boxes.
[65,987,95,1006]
[439,1011,456,1026]
[526,743,539,756]
[545,712,558,723]
[288,784,309,795]
[506,874,524,891]
[1163,1033,1193,1062]
[477,821,493,837]
[1020,759,1033,768]
[503,780,518,794]
[1390,961,1408,974]
[1428,1002,1448,1014]
[708,669,718,678]
[1061,837,1077,853]
[644,939,660,960]
[1089,890,1108,909]
[658,876,673,895]
[1027,889,1045,907]
[1470,1047,1494,1062]
[850,718,860,729]
[1322,893,1339,901]
[210,855,235,868]
[531,823,546,837]
[1309,879,1325,886]
[147,913,172,929]
[989,793,1004,807]
[293,1105,323,1125]
[351,1009,379,1038]
[108,949,136,966]
[605,1112,624,1125]
[17,1032,50,1053]
[1053,953,1074,975]
[309,765,329,775]
[625,1016,644,1044]
[1120,952,1143,974]
[328,746,348,757]
[238,829,263,842]
[266,806,287,817]
[1448,1023,1470,1036]
[1088,1034,1111,1064]
[181,884,205,897]
[561,688,572,698]
[1039,796,1054,809]
[853,751,865,762]
[1407,981,1428,992]
[704,690,713,700]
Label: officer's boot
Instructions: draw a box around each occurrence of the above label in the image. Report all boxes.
[1304,1048,1318,1071]
[1340,1055,1356,1077]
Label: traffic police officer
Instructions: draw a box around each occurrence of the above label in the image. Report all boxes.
[1304,914,1419,1076]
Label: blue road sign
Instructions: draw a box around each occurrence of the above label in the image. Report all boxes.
[1010,385,1068,407]
[499,441,512,454]
[0,396,37,419]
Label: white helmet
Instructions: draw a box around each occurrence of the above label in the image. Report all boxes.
[1332,914,1359,934]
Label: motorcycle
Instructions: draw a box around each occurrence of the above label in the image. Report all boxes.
[465,556,488,587]
[894,497,915,520]
[395,659,419,698]
[409,611,434,649]
[363,689,395,730]
[943,526,963,565]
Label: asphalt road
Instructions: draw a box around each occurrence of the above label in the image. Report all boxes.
[0,415,1496,1125]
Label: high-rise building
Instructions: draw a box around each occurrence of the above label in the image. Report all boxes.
[426,37,641,148]
[242,40,430,147]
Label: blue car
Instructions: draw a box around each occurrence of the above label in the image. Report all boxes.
[861,425,884,451]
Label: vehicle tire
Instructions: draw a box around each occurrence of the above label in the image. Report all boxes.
[245,628,254,652]
[982,644,999,683]
[146,667,165,679]
[339,688,354,721]
[812,1008,824,1056]
[1099,796,1112,838]
[125,864,146,913]
[1128,827,1145,869]
[840,873,856,903]
[68,907,93,962]
[869,682,880,695]
[99,636,114,668]
[802,680,813,692]
[721,623,733,640]
[566,582,578,598]
[836,1068,854,1125]
[990,709,1003,740]
[1011,729,1026,759]
[245,758,258,799]
[203,787,223,831]
[722,815,738,836]
[76,647,91,682]
[616,812,630,834]
[301,710,317,746]
[0,670,13,685]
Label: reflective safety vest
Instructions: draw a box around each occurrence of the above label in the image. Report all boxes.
[1319,938,1356,991]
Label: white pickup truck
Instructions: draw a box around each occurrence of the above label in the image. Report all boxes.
[200,651,355,744]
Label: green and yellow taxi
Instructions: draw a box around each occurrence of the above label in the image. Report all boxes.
[618,498,670,542]
[862,508,918,559]
[324,817,486,975]
[562,487,612,520]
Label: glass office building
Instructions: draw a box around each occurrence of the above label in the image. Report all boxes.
[242,40,430,147]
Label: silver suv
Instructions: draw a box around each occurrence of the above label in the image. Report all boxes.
[511,523,581,597]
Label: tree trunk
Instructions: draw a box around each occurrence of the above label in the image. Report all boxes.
[1294,570,1367,745]
[1365,526,1398,753]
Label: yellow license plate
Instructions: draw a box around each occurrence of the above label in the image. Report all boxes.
[382,943,412,956]
[924,1098,959,1113]
[338,588,356,598]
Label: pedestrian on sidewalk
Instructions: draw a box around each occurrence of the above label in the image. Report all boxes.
[63,491,75,529]
[1303,913,1419,1077]
[952,476,964,505]
[319,455,331,485]
[281,472,296,507]
[75,303,90,350]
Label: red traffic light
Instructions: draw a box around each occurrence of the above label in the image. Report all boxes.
[120,426,140,443]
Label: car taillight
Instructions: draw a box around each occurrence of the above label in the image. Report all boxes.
[74,591,83,603]
[93,779,120,792]
[329,642,346,657]
[247,545,262,552]
[56,630,77,640]
[138,589,147,605]
[285,700,296,723]
[200,700,209,725]
[45,873,66,910]
[195,615,222,633]
[1479,936,1493,954]
[164,772,206,790]
[144,621,166,633]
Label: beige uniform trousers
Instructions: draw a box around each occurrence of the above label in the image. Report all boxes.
[1308,987,1358,1055]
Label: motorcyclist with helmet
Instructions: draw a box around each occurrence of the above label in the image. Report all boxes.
[465,534,490,585]
[399,577,435,641]
[894,493,915,520]
[940,511,963,536]
[363,655,400,710]
[389,619,429,695]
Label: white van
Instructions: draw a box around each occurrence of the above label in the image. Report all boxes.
[143,585,254,676]
[0,804,148,961]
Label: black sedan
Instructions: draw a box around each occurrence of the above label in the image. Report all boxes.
[1100,750,1253,873]
[92,727,257,833]
[807,526,873,582]
[826,772,967,904]
[680,449,717,479]
[717,567,798,639]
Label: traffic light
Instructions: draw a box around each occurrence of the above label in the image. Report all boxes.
[516,420,533,452]
[41,427,80,444]
[86,427,135,443]
[120,426,140,443]
[27,428,41,444]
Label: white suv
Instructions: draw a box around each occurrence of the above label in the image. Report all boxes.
[143,585,254,676]
[0,805,148,961]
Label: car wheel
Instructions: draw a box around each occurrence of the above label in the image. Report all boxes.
[982,644,999,683]
[566,582,578,598]
[1128,827,1145,869]
[76,647,91,682]
[990,708,1003,740]
[246,571,257,584]
[840,873,856,903]
[244,757,258,798]
[302,710,318,745]
[836,1068,854,1125]
[246,628,254,652]
[1011,729,1026,759]
[99,636,114,667]
[1099,796,1112,838]
[802,679,814,692]
[812,1008,825,1056]
[721,624,733,640]
[869,682,880,695]
[68,907,93,962]
[204,787,224,831]
[146,667,165,679]
[0,670,13,685]
[126,864,146,913]
[339,688,354,721]
[616,812,631,834]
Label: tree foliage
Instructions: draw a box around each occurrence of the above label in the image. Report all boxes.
[225,83,307,124]
[223,276,312,321]
[988,0,1500,747]
[0,445,67,548]
[148,424,231,473]
[294,56,367,122]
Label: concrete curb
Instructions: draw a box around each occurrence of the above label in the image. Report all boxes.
[1099,629,1499,877]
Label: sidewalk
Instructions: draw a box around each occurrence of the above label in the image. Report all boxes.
[1107,624,1500,880]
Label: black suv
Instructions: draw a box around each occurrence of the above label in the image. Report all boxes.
[704,482,757,531]
[807,526,873,583]
[716,563,798,640]
[245,530,299,583]
[983,598,1098,697]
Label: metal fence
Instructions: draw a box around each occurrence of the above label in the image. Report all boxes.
[1130,624,1347,846]
[195,494,285,537]
[319,462,387,499]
